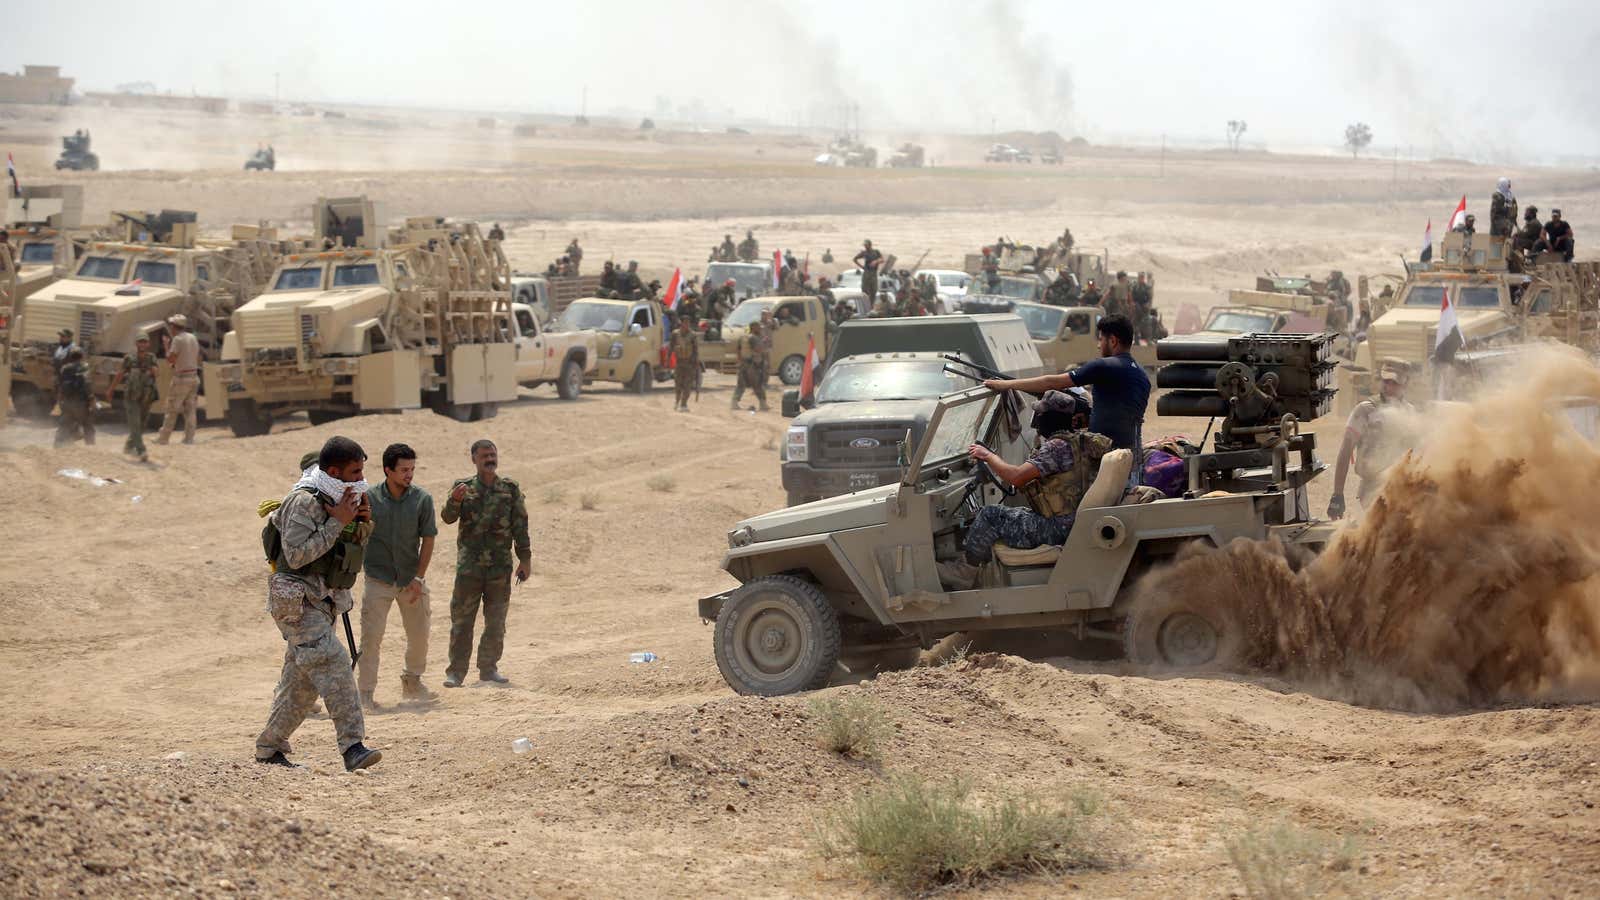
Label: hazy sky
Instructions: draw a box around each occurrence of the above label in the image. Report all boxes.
[6,0,1598,161]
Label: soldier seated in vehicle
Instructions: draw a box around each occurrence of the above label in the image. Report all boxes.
[1534,209,1575,262]
[937,390,1114,590]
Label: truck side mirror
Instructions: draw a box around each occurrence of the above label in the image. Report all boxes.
[782,389,801,418]
[629,323,643,336]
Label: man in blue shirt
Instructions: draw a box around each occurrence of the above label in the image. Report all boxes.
[983,314,1151,453]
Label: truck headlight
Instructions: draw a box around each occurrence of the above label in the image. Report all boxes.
[608,340,624,359]
[729,525,755,548]
[785,425,808,462]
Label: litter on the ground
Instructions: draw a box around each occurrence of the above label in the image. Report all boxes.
[56,469,122,487]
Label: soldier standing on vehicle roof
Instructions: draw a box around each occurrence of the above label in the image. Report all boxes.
[487,223,505,242]
[440,439,530,688]
[984,314,1150,456]
[1490,178,1517,238]
[565,237,583,273]
[731,319,771,411]
[599,260,617,293]
[937,390,1111,591]
[853,239,883,301]
[107,334,158,461]
[1328,358,1415,519]
[737,229,760,263]
[718,234,737,261]
[156,314,201,446]
[671,317,700,413]
[1131,273,1154,342]
[1103,271,1133,319]
[255,435,382,771]
[53,349,94,448]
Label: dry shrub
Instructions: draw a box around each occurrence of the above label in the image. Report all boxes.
[807,692,890,758]
[645,474,676,493]
[816,775,1111,891]
[541,486,566,505]
[1225,820,1361,899]
[578,491,599,511]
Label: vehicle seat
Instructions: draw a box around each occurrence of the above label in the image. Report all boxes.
[992,448,1133,567]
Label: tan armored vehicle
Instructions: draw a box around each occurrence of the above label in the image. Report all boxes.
[1342,232,1600,408]
[701,332,1337,695]
[5,186,84,303]
[10,210,281,419]
[208,198,518,435]
[886,143,925,168]
[0,243,15,421]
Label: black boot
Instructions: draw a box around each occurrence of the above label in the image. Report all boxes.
[342,742,383,772]
[255,751,301,769]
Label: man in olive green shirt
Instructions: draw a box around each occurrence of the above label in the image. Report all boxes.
[358,443,439,707]
[440,439,530,687]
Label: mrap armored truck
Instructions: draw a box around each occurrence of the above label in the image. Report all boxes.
[209,197,519,436]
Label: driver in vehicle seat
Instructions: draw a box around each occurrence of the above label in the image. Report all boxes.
[937,390,1112,591]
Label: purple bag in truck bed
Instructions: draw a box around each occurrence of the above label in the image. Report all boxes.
[1141,449,1186,498]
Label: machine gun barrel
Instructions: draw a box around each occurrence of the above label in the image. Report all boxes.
[939,353,1007,382]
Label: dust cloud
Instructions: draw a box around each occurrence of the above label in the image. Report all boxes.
[1134,349,1600,711]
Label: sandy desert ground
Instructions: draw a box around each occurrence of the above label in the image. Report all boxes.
[3,103,1600,896]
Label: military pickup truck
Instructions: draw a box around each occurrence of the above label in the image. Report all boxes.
[780,314,1045,506]
[1011,301,1159,373]
[497,302,596,399]
[552,295,671,392]
[708,295,828,385]
[703,332,1338,695]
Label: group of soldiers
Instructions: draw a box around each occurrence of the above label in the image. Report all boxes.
[1455,178,1577,266]
[710,229,763,263]
[1040,268,1164,343]
[542,238,585,277]
[49,313,203,459]
[665,302,779,413]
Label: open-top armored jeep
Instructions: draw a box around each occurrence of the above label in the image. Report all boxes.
[699,333,1338,695]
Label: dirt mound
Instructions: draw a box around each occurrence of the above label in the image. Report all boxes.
[1130,351,1600,710]
[0,768,488,898]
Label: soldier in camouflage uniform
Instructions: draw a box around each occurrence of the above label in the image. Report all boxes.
[440,439,531,687]
[106,334,160,461]
[1131,273,1154,342]
[1103,271,1133,320]
[53,349,95,448]
[938,391,1110,590]
[671,317,700,412]
[730,319,771,410]
[737,229,759,262]
[255,436,382,771]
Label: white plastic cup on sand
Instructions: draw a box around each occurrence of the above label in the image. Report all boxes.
[511,737,533,754]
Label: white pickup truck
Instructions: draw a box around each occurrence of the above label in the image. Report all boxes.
[502,302,597,399]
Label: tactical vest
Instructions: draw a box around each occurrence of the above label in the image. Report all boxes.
[265,487,366,590]
[1022,431,1111,519]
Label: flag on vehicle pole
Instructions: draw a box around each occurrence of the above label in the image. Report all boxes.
[661,267,682,311]
[1434,283,1463,362]
[772,249,783,290]
[6,152,18,197]
[1446,195,1468,232]
[799,334,820,403]
[1420,218,1433,263]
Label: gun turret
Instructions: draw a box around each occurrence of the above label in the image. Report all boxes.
[111,209,197,246]
[1154,332,1335,495]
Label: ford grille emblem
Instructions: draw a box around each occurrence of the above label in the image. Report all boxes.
[850,437,881,449]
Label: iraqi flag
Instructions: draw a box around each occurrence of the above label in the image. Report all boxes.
[1420,218,1433,263]
[772,249,783,290]
[661,267,683,311]
[6,152,17,197]
[1446,195,1468,232]
[1434,285,1463,362]
[799,334,821,402]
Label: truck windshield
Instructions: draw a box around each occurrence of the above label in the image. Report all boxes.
[935,273,968,287]
[19,243,55,264]
[725,300,775,327]
[835,269,862,288]
[917,393,996,473]
[76,256,127,280]
[1403,285,1447,308]
[131,260,178,285]
[1457,286,1501,309]
[706,263,769,296]
[1015,304,1065,340]
[556,300,626,333]
[1204,310,1276,333]
[274,267,324,291]
[816,359,962,404]
[333,263,380,287]
[993,277,1038,300]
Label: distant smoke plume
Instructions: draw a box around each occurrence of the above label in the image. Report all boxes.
[973,0,1076,135]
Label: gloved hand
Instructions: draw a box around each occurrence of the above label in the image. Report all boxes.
[1327,493,1346,520]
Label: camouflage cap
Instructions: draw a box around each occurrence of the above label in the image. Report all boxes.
[1031,388,1089,419]
[1378,357,1411,384]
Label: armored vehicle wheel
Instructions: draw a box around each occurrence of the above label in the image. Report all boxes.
[557,359,584,400]
[714,575,840,696]
[477,401,498,420]
[226,399,272,437]
[629,363,652,394]
[777,354,805,386]
[1123,592,1237,670]
[11,384,54,420]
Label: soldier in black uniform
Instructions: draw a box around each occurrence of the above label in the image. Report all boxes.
[614,261,643,299]
[1535,209,1575,261]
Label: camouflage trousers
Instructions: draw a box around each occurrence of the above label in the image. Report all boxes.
[963,505,1072,565]
[53,400,95,447]
[124,401,151,457]
[446,570,512,680]
[674,365,697,409]
[255,629,365,759]
[731,362,768,408]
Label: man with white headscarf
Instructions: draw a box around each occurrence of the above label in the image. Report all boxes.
[1490,177,1518,237]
